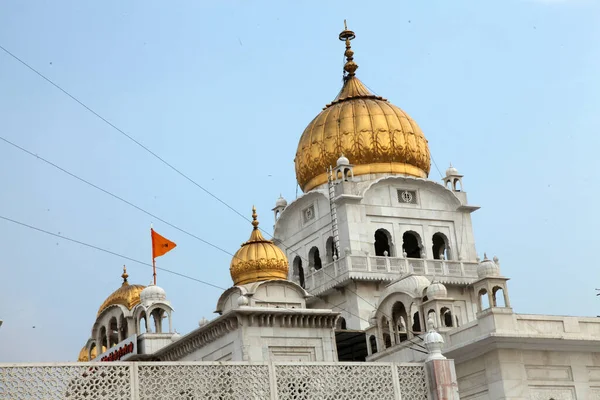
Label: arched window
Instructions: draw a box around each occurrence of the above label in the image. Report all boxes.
[432,233,450,260]
[89,343,97,360]
[412,312,422,333]
[493,286,506,307]
[336,317,347,330]
[309,247,322,270]
[402,231,422,258]
[325,237,338,263]
[151,309,164,333]
[138,312,148,334]
[392,302,408,343]
[383,333,392,349]
[99,326,108,350]
[374,229,393,256]
[293,256,305,288]
[108,317,118,347]
[441,307,453,327]
[453,178,462,192]
[119,314,128,341]
[427,310,436,328]
[479,289,490,311]
[381,316,392,349]
[369,335,378,354]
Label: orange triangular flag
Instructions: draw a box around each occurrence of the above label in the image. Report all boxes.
[151,228,177,259]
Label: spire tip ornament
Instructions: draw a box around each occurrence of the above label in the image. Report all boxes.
[251,206,259,229]
[339,20,358,79]
[121,265,129,284]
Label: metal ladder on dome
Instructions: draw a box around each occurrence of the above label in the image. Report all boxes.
[327,166,341,260]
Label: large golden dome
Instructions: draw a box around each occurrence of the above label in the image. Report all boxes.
[295,24,430,192]
[97,267,145,316]
[230,207,289,286]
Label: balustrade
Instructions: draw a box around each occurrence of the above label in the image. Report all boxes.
[303,254,479,292]
[0,361,429,400]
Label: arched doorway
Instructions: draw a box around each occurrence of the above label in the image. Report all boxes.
[309,247,322,270]
[391,302,408,343]
[293,256,305,288]
[374,229,393,256]
[432,233,450,260]
[402,231,422,258]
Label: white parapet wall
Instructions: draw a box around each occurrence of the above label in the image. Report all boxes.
[0,361,430,400]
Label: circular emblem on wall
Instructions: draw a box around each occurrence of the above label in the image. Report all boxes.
[401,191,413,203]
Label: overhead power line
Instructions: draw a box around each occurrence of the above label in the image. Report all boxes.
[1,135,418,340]
[0,213,423,353]
[0,45,429,350]
[0,214,225,291]
[0,44,253,226]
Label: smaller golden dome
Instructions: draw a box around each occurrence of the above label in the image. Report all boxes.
[230,207,289,285]
[77,344,105,362]
[77,346,89,362]
[97,266,145,316]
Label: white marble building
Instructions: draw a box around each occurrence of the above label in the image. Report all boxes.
[269,24,600,400]
[65,24,600,400]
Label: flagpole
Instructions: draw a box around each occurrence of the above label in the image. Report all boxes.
[150,223,156,285]
[152,257,157,285]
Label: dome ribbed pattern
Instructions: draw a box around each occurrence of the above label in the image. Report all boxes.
[97,282,145,317]
[295,76,430,192]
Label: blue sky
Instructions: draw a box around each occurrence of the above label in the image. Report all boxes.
[0,0,599,362]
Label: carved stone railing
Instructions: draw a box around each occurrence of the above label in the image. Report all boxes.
[305,255,479,293]
[0,361,429,400]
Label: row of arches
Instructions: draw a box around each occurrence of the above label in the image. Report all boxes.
[368,301,461,355]
[292,229,452,286]
[90,305,173,360]
[374,229,452,260]
[292,236,340,288]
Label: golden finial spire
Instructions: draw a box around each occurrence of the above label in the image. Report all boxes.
[251,206,259,230]
[121,265,129,285]
[339,20,358,79]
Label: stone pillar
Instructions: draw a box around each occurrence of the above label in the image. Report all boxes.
[423,317,460,400]
[425,359,460,400]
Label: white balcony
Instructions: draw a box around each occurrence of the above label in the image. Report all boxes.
[302,255,479,294]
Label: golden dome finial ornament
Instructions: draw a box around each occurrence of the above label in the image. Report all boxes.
[121,265,129,285]
[339,20,357,79]
[251,205,259,229]
[229,207,289,286]
[294,23,431,192]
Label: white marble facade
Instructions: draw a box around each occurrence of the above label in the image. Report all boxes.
[151,279,340,363]
[271,163,600,399]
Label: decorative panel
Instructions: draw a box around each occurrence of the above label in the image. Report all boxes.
[138,364,270,399]
[397,189,418,204]
[275,364,397,400]
[397,364,429,399]
[302,204,316,224]
[528,386,575,400]
[526,365,573,381]
[0,364,130,400]
[589,367,600,382]
[589,387,600,400]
